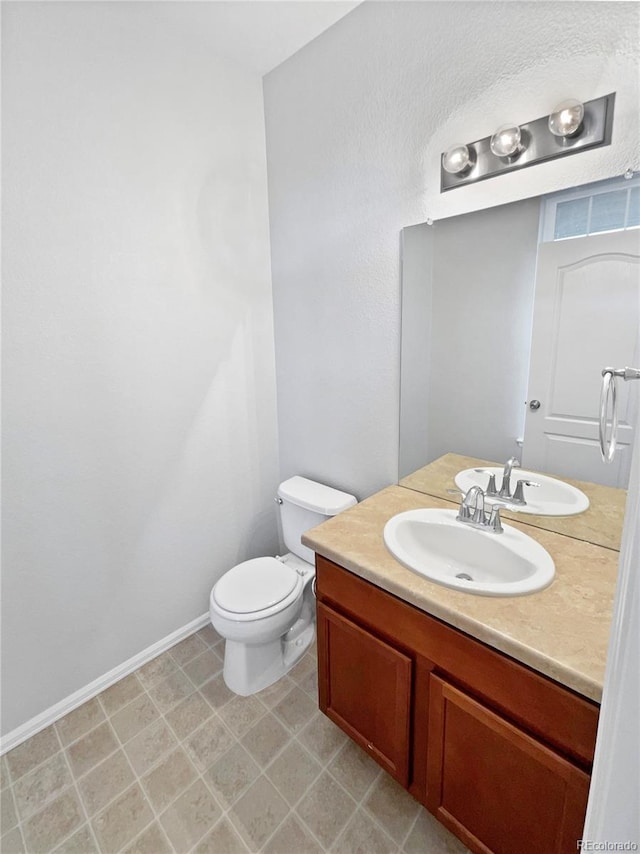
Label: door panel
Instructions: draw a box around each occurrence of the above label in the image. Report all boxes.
[523,229,640,486]
[317,602,412,785]
[426,675,590,854]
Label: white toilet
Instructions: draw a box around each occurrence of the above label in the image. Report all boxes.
[209,476,357,696]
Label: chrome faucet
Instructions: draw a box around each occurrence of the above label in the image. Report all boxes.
[457,486,503,533]
[498,457,520,499]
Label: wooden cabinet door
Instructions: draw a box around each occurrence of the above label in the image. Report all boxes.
[426,675,590,854]
[317,602,412,785]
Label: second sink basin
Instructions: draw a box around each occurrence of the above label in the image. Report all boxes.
[454,467,589,516]
[383,508,555,596]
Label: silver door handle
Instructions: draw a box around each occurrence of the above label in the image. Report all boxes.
[529,400,541,411]
[599,370,619,463]
[599,366,640,464]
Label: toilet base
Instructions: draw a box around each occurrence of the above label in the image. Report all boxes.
[222,621,315,697]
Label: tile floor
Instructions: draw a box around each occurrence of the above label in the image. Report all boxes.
[1,625,469,853]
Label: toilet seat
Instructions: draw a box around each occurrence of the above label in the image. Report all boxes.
[212,557,303,620]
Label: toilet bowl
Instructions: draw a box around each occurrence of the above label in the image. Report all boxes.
[209,476,357,696]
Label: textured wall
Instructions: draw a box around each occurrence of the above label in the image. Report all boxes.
[264,0,640,501]
[1,3,279,735]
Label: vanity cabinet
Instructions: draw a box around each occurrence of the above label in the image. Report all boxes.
[315,555,599,854]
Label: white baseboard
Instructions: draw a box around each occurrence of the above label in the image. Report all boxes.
[0,612,211,756]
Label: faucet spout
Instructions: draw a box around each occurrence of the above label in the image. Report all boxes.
[499,457,520,499]
[460,485,485,525]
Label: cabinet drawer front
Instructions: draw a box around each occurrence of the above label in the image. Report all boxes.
[317,602,412,785]
[426,675,590,854]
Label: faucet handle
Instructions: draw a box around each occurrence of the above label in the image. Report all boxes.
[487,505,503,533]
[512,479,540,505]
[485,474,498,496]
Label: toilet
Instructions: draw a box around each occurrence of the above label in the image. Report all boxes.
[209,476,357,696]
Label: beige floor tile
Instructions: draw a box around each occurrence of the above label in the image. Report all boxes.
[99,673,144,716]
[135,653,178,689]
[109,693,160,744]
[5,727,61,781]
[273,686,317,734]
[266,742,322,807]
[55,699,105,747]
[184,717,235,773]
[1,756,10,790]
[165,691,213,741]
[241,713,290,768]
[403,809,470,854]
[218,695,267,738]
[0,825,25,854]
[200,673,235,710]
[264,814,323,854]
[12,752,73,821]
[298,668,319,699]
[333,808,397,853]
[327,738,382,802]
[364,774,421,845]
[193,817,249,853]
[169,633,208,666]
[183,648,224,686]
[196,624,223,647]
[52,824,99,854]
[122,821,173,854]
[160,779,221,851]
[228,776,289,852]
[204,743,260,809]
[140,747,197,812]
[297,771,357,849]
[77,749,135,816]
[66,722,119,778]
[147,669,194,713]
[254,675,296,710]
[298,712,347,764]
[288,653,316,686]
[22,790,84,853]
[92,783,153,853]
[124,720,177,776]
[1,787,18,832]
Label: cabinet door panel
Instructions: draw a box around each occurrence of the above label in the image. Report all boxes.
[426,675,590,854]
[317,602,412,785]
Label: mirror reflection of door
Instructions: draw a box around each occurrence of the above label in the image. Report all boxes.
[523,229,640,487]
[398,173,640,489]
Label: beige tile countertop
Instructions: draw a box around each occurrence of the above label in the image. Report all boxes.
[400,453,626,551]
[302,485,619,703]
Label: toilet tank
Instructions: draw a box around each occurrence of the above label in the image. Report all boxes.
[277,476,357,564]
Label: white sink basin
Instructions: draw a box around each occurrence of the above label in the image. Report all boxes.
[383,508,555,596]
[454,468,589,517]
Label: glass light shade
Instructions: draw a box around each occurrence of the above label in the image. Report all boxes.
[548,99,584,137]
[442,144,473,175]
[490,123,522,158]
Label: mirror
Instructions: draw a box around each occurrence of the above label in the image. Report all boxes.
[398,176,640,550]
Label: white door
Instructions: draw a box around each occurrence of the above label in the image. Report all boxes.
[522,229,640,487]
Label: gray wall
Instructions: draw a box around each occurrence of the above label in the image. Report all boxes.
[2,4,279,736]
[264,1,640,500]
[426,198,541,465]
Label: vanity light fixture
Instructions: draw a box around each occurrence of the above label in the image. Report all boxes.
[441,92,615,191]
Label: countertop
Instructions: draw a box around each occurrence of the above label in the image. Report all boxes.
[302,485,619,703]
[400,453,626,551]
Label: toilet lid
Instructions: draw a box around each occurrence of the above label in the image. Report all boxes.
[213,557,299,614]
